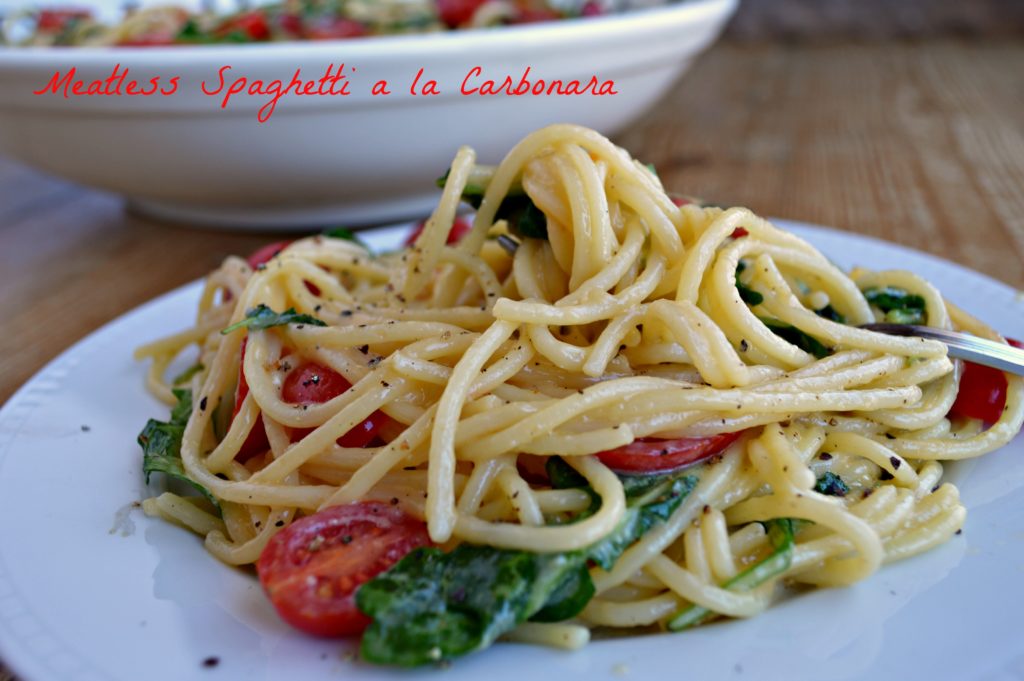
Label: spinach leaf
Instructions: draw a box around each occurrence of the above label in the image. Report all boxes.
[545,456,588,490]
[322,227,368,250]
[863,287,927,325]
[529,563,595,623]
[761,319,832,359]
[175,18,212,43]
[814,471,849,497]
[437,168,547,240]
[220,304,326,335]
[358,545,577,666]
[436,168,490,203]
[357,470,697,666]
[171,362,204,386]
[587,476,697,571]
[814,304,846,324]
[501,196,548,240]
[735,261,764,306]
[667,518,795,630]
[138,388,218,508]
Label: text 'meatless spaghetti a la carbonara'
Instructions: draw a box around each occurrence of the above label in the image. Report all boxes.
[135,124,1023,666]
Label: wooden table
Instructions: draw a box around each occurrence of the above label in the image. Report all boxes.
[2,3,1023,678]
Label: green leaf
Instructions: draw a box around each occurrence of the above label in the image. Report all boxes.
[814,304,846,324]
[761,319,832,359]
[138,389,218,509]
[322,227,368,249]
[735,262,764,306]
[169,387,193,423]
[738,285,764,306]
[668,518,795,630]
[357,545,576,666]
[357,469,698,666]
[505,197,548,240]
[814,471,849,497]
[171,362,204,386]
[529,563,595,623]
[221,304,326,335]
[619,472,675,500]
[545,456,588,490]
[437,167,547,240]
[175,17,211,43]
[587,475,696,570]
[863,287,926,325]
[886,308,925,324]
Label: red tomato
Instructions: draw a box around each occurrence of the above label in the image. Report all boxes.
[278,12,303,37]
[282,361,352,404]
[216,10,271,40]
[233,337,271,460]
[37,8,92,32]
[257,502,430,637]
[403,216,472,247]
[510,7,561,23]
[437,0,487,27]
[245,239,324,293]
[305,17,367,39]
[948,338,1023,424]
[246,240,292,269]
[595,431,743,474]
[282,362,397,448]
[670,196,691,207]
[580,1,603,16]
[731,227,749,238]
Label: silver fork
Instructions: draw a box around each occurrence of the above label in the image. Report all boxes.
[861,324,1024,376]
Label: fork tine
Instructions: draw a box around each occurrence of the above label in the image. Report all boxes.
[861,323,1024,376]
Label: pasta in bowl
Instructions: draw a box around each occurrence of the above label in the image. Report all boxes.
[134,124,1023,666]
[0,0,736,228]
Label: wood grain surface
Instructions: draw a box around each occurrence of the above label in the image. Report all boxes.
[2,2,1023,679]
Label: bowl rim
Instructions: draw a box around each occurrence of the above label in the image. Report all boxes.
[0,0,737,65]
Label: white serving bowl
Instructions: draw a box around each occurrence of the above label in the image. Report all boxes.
[0,0,735,229]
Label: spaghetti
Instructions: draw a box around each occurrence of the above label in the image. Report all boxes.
[135,124,1023,663]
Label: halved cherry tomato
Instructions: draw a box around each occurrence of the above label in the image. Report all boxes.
[437,0,488,27]
[37,8,92,32]
[282,361,352,404]
[282,361,397,448]
[595,431,743,474]
[245,239,325,294]
[403,216,472,247]
[246,240,292,269]
[304,17,367,40]
[215,10,271,41]
[232,337,271,460]
[278,13,303,38]
[948,338,1023,424]
[257,502,430,637]
[227,239,290,302]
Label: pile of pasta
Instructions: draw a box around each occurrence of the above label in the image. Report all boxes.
[137,124,1023,643]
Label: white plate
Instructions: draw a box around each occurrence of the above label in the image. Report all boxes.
[1,221,1023,681]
